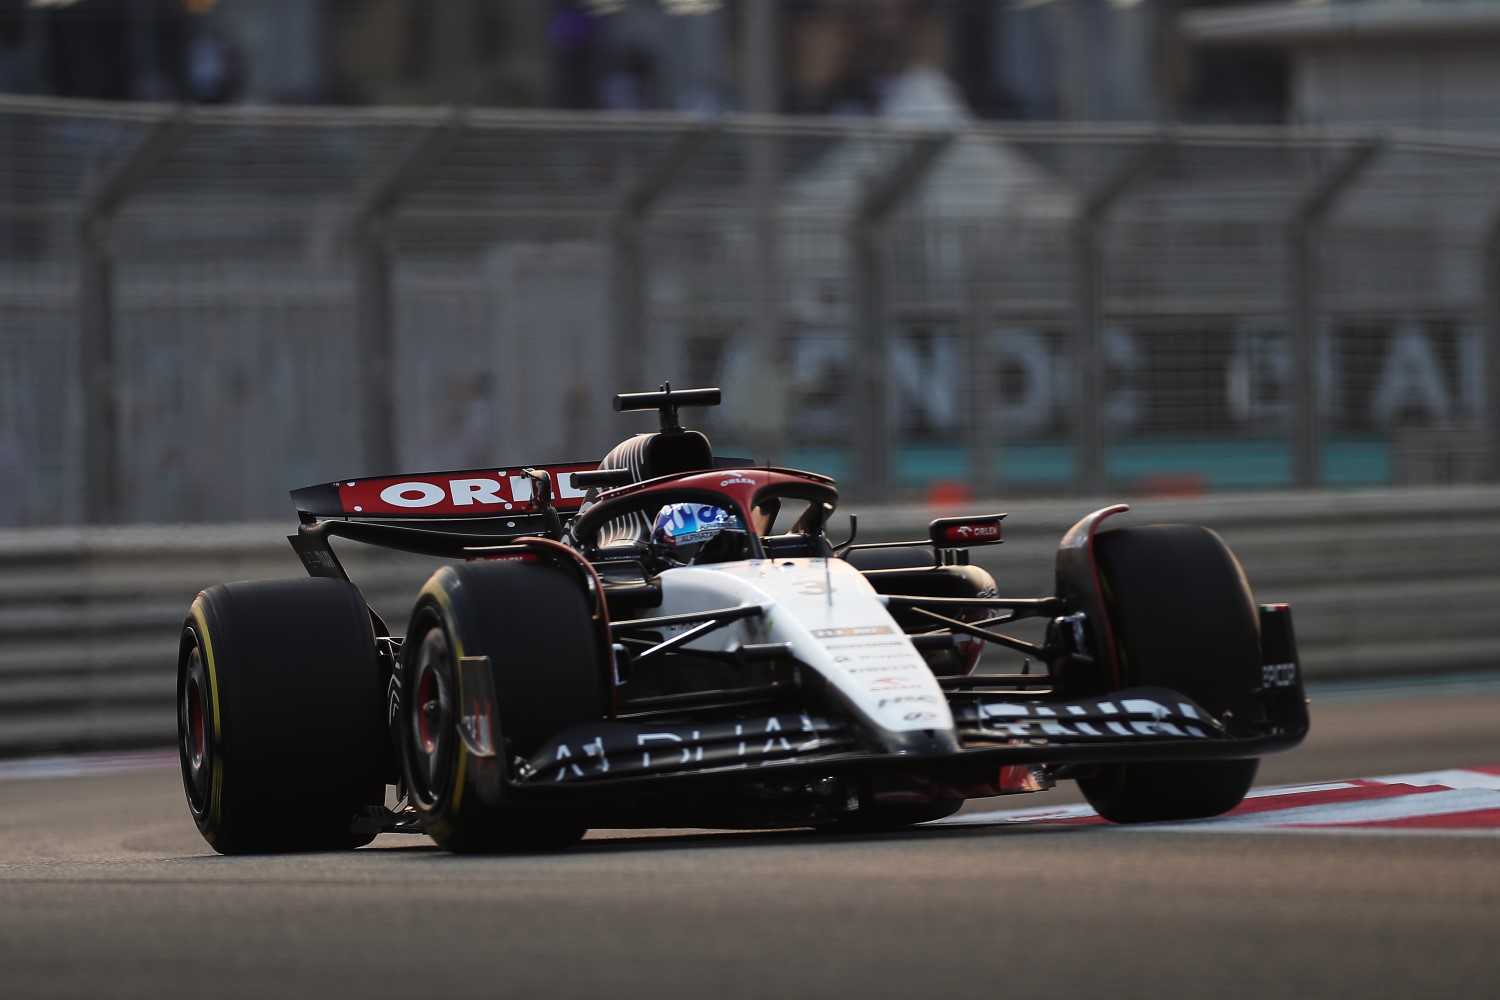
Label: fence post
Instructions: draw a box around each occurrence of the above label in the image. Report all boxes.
[76,110,186,524]
[1484,222,1500,483]
[962,225,994,497]
[1286,138,1381,490]
[737,0,785,461]
[612,125,716,394]
[353,110,464,476]
[1069,137,1165,497]
[849,132,952,501]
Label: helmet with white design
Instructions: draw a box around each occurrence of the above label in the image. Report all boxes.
[650,503,746,565]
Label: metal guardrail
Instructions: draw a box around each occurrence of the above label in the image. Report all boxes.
[2,487,1495,757]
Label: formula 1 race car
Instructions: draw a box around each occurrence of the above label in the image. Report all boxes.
[177,385,1308,854]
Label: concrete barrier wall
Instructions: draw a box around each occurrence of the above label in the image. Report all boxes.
[3,487,1496,756]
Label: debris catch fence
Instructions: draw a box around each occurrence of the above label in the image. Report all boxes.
[2,96,1499,526]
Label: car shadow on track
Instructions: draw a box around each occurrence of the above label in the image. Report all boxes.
[351,817,1093,860]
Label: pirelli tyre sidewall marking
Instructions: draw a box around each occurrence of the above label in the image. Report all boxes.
[1262,661,1299,689]
[189,601,225,836]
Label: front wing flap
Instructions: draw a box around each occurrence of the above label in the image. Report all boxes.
[508,684,1299,799]
[521,713,856,784]
[949,686,1227,744]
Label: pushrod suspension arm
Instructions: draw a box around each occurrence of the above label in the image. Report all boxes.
[908,607,1045,658]
[612,604,768,632]
[880,595,1064,619]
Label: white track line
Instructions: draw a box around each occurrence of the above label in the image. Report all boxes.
[1166,787,1500,829]
[941,767,1500,837]
[0,750,178,782]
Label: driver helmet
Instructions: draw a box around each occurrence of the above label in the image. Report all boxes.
[650,503,745,565]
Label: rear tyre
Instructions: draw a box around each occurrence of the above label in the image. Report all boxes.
[399,560,604,853]
[178,578,387,854]
[1076,525,1262,824]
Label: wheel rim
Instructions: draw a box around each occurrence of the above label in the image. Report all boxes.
[179,643,211,813]
[408,627,454,802]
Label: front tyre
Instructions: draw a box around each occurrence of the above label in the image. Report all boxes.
[1077,525,1262,824]
[399,560,605,853]
[178,578,387,854]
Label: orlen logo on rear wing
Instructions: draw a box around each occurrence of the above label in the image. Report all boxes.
[291,462,600,518]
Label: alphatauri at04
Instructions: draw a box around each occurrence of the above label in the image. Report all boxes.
[178,385,1307,853]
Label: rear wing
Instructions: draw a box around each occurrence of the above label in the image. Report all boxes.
[287,454,760,581]
[288,462,601,580]
[291,463,600,522]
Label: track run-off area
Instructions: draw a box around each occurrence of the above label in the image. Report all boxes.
[3,679,1499,1000]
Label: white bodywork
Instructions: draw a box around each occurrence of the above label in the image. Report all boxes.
[653,557,956,747]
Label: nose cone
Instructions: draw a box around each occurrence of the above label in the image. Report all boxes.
[879,727,962,756]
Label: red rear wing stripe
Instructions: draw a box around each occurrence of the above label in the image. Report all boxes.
[293,463,600,518]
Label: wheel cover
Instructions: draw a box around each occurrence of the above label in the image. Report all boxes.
[408,627,455,804]
[179,644,211,814]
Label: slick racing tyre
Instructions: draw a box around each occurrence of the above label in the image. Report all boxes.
[399,560,604,853]
[1076,525,1262,824]
[178,578,387,854]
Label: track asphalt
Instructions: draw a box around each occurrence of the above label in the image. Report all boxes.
[3,682,1498,999]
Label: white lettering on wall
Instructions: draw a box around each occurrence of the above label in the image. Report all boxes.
[1370,322,1453,428]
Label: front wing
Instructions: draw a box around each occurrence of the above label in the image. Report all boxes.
[459,685,1307,807]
